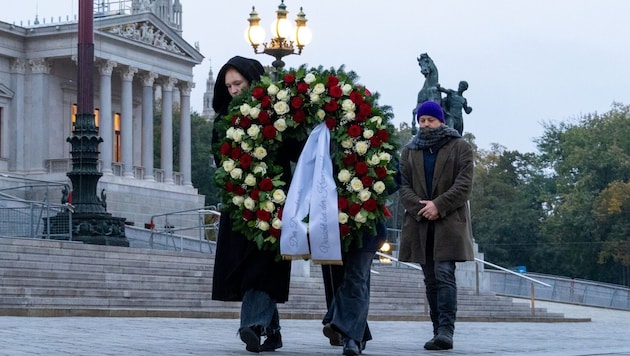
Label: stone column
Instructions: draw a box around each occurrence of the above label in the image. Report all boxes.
[97,60,117,175]
[120,66,137,178]
[160,77,177,184]
[28,58,50,173]
[178,81,193,187]
[141,72,158,180]
[9,58,26,172]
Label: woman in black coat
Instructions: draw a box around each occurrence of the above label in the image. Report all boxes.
[210,56,294,353]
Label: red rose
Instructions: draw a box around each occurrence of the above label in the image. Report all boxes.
[363,198,378,212]
[259,177,274,191]
[262,125,277,139]
[256,209,271,221]
[293,110,306,123]
[220,142,231,156]
[234,186,246,195]
[225,181,234,192]
[230,146,242,160]
[325,117,336,130]
[252,87,265,100]
[231,116,239,126]
[370,136,382,147]
[243,209,255,221]
[250,188,260,200]
[239,153,253,169]
[239,116,252,129]
[359,103,372,117]
[284,73,295,85]
[355,161,369,175]
[270,227,281,238]
[349,91,364,105]
[375,166,387,179]
[297,82,309,94]
[377,129,389,142]
[361,175,373,187]
[364,88,371,96]
[291,96,304,109]
[348,203,361,216]
[258,111,271,124]
[347,124,362,138]
[339,224,351,236]
[277,207,284,219]
[324,100,339,112]
[342,153,357,166]
[329,86,343,99]
[338,197,349,210]
[327,75,340,88]
[261,96,272,109]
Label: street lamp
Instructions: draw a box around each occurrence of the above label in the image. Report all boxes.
[245,1,312,71]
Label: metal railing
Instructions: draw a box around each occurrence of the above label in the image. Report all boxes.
[147,206,220,253]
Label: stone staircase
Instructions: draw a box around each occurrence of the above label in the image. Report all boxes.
[0,237,582,321]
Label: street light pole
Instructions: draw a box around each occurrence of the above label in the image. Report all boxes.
[245,1,312,72]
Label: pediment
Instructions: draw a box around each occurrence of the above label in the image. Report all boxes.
[0,83,15,99]
[95,13,202,63]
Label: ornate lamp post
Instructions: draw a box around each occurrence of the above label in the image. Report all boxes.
[245,0,312,71]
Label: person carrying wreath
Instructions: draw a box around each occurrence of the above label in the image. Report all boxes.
[210,56,300,353]
[398,100,474,351]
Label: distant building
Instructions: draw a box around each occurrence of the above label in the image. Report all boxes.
[202,59,216,120]
[0,0,206,227]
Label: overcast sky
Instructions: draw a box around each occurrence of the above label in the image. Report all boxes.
[3,0,629,153]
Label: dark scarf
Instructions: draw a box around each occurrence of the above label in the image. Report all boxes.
[406,125,461,151]
[212,56,265,115]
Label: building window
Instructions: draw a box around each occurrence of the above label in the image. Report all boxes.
[71,104,100,132]
[114,113,121,162]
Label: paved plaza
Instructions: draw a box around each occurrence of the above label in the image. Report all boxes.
[0,301,629,355]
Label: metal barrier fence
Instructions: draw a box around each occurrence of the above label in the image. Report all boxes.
[148,206,220,252]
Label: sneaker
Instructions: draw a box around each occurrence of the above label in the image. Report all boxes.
[322,323,343,346]
[342,338,361,356]
[260,331,282,352]
[239,326,261,353]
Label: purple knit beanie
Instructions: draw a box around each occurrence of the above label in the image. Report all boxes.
[416,101,444,122]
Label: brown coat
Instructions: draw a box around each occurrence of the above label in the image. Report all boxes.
[398,137,474,264]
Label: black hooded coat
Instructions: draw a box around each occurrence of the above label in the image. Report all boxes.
[211,56,297,302]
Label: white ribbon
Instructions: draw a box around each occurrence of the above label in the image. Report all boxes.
[280,123,342,264]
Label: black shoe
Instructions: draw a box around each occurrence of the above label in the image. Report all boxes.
[429,333,453,350]
[322,323,343,346]
[343,338,361,356]
[260,331,282,352]
[424,335,439,350]
[239,326,261,353]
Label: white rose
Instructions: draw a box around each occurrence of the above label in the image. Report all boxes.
[274,118,287,132]
[379,152,392,162]
[257,220,270,231]
[355,141,369,155]
[317,109,326,120]
[247,124,260,139]
[273,101,290,115]
[337,169,352,183]
[267,84,279,96]
[276,89,289,101]
[239,103,252,116]
[232,195,244,206]
[230,168,243,180]
[313,83,325,95]
[244,197,256,210]
[253,162,268,175]
[241,141,252,152]
[225,127,235,140]
[338,212,349,224]
[244,173,257,186]
[350,177,364,192]
[232,128,245,143]
[358,189,372,202]
[363,129,374,139]
[342,99,356,112]
[263,200,275,212]
[368,154,381,166]
[373,181,386,194]
[343,111,356,121]
[342,84,353,95]
[272,217,283,229]
[304,73,316,84]
[253,146,268,160]
[222,159,235,172]
[272,189,286,204]
[369,116,383,125]
[341,139,354,149]
[249,106,261,119]
[354,212,367,224]
[310,93,320,103]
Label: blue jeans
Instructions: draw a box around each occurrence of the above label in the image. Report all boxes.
[421,260,457,336]
[240,289,280,335]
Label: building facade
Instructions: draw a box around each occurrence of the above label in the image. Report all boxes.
[0,0,206,227]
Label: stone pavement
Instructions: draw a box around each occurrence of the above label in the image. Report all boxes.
[0,300,629,356]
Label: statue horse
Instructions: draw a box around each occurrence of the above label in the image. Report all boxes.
[413,53,443,127]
